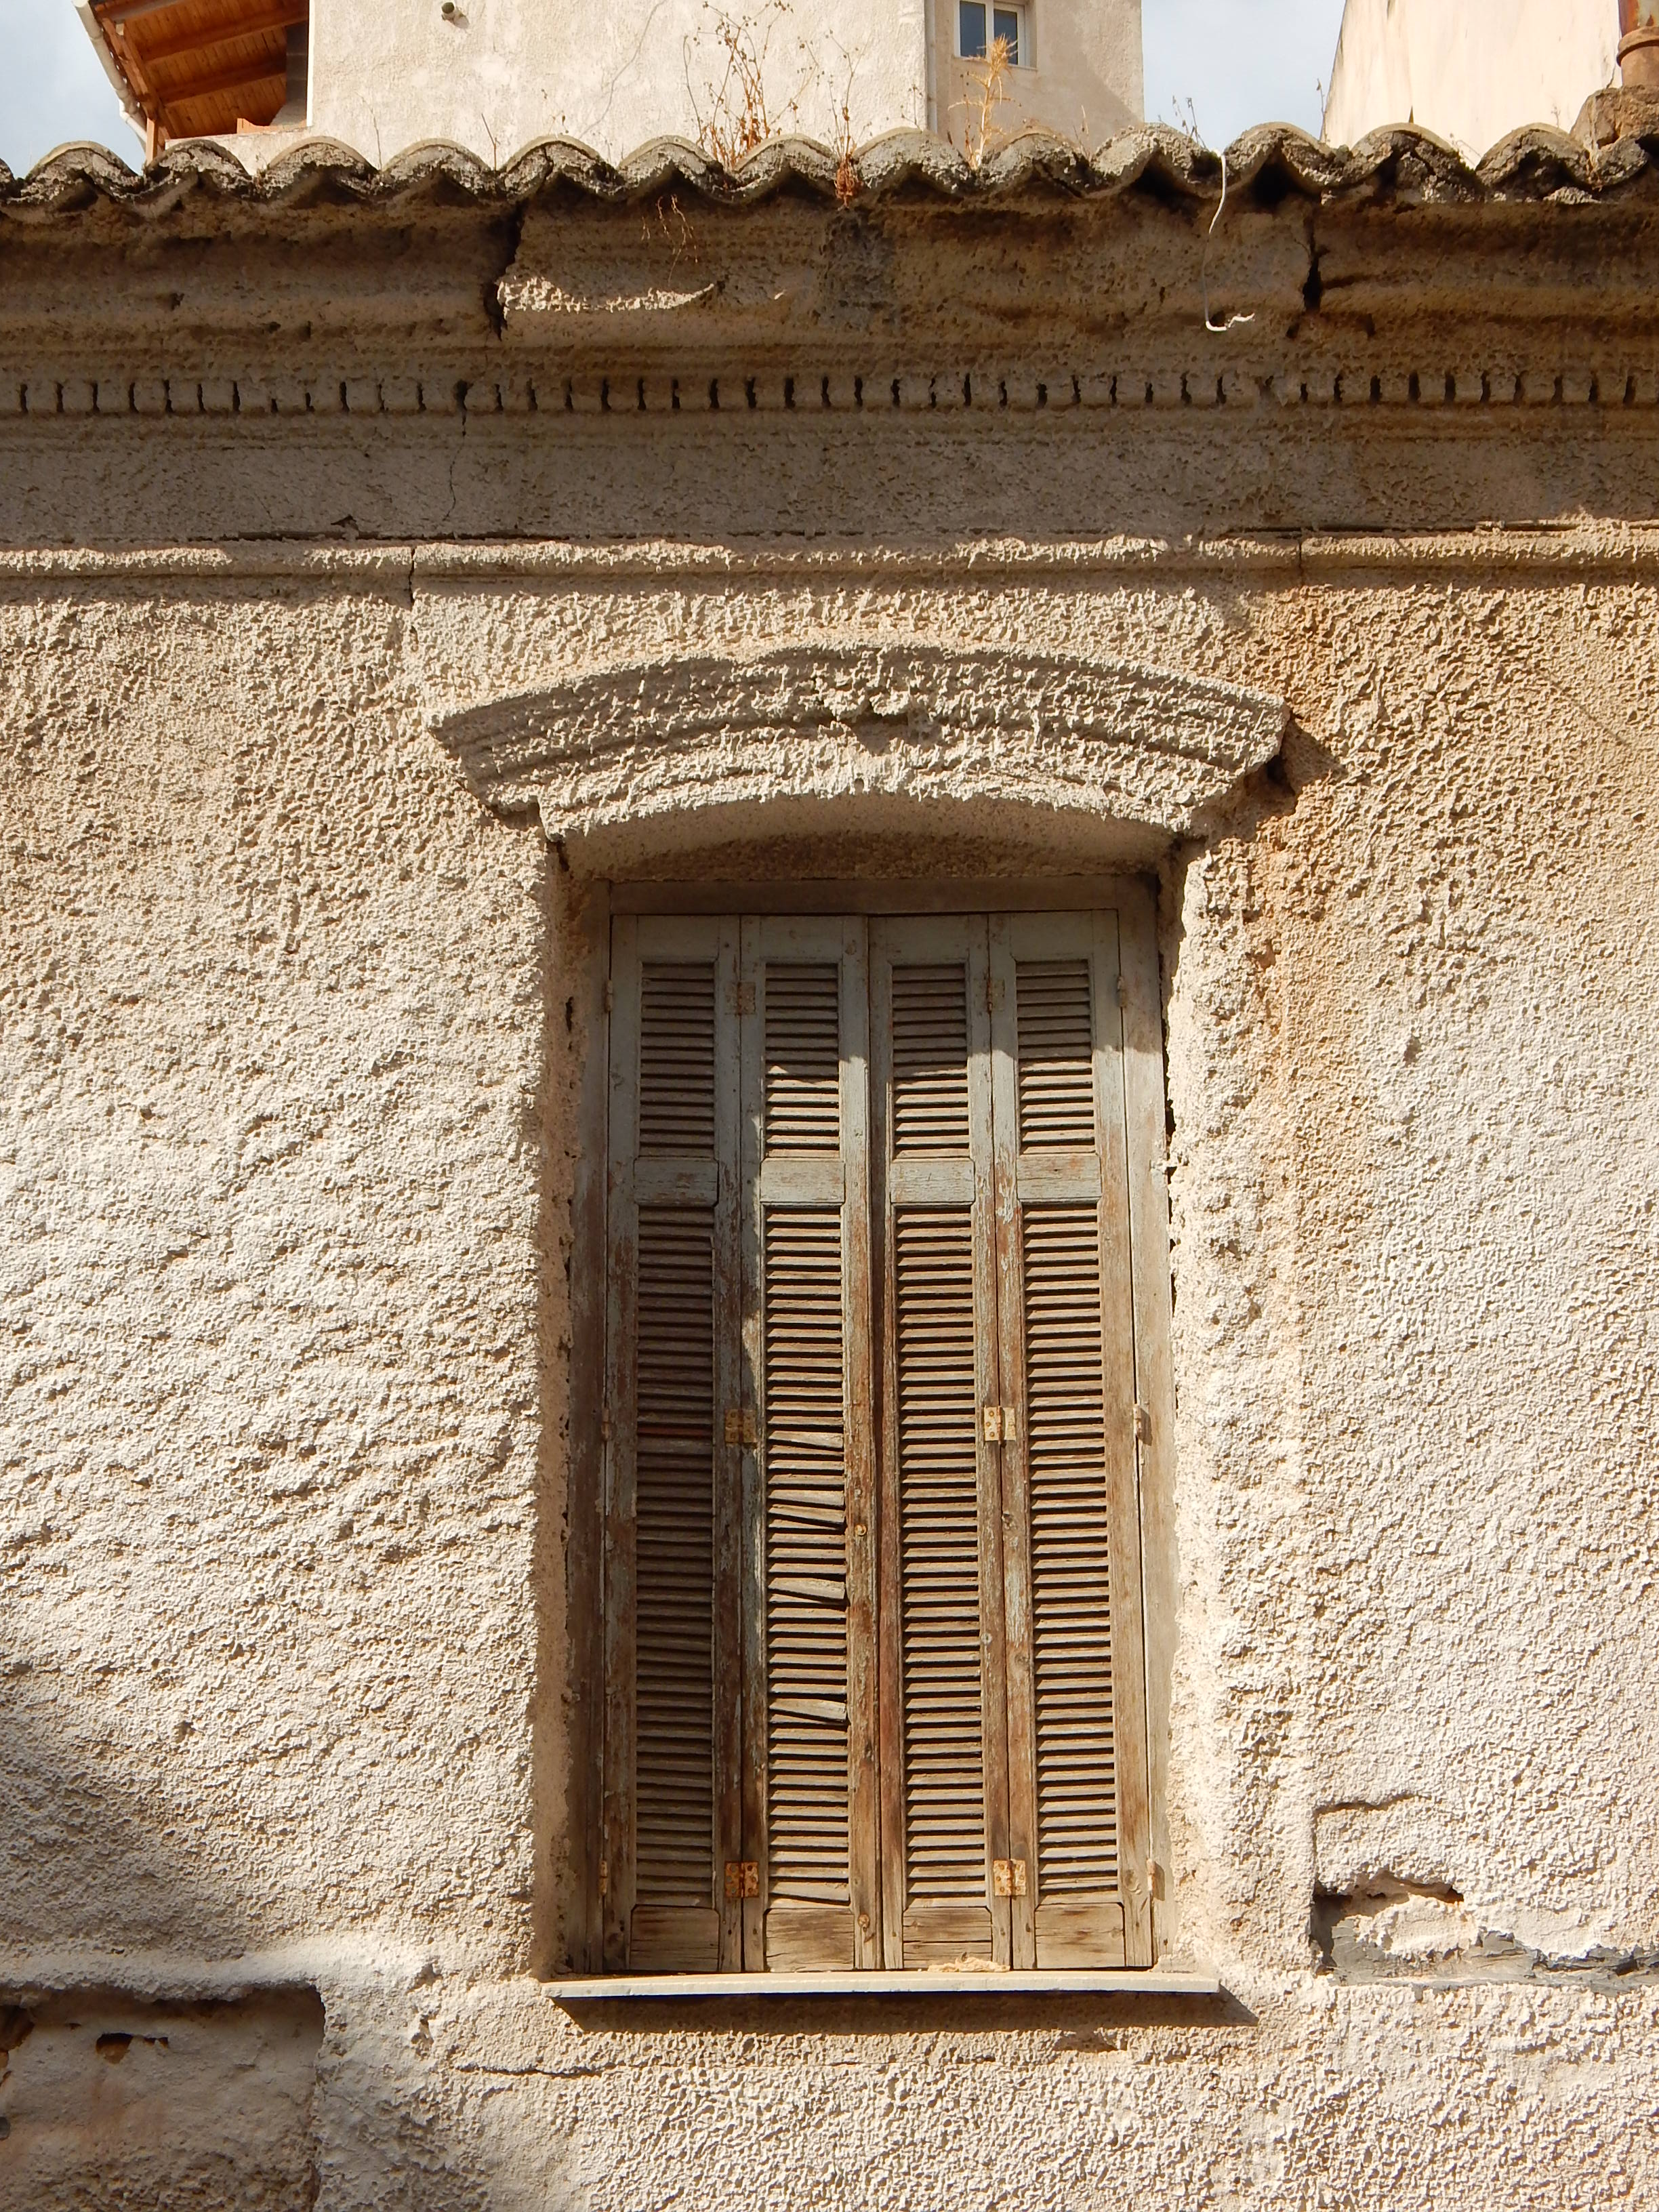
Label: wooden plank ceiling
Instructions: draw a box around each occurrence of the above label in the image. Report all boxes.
[92,0,305,149]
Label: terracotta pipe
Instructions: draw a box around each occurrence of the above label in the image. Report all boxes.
[1620,0,1659,90]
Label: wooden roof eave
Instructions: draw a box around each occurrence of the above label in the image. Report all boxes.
[73,0,149,144]
[82,0,302,151]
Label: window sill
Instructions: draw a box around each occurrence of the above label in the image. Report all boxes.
[552,1967,1221,2001]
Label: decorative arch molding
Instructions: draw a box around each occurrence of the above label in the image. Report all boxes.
[429,642,1288,851]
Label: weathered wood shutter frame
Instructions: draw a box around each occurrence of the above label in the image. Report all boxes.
[988,910,1153,1969]
[602,914,744,1971]
[592,885,1172,1979]
[739,917,880,1969]
[872,916,1014,1969]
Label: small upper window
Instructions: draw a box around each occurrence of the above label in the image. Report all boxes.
[958,0,1027,64]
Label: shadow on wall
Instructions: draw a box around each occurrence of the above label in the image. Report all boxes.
[0,1700,502,2211]
[0,1691,325,2206]
[0,1989,325,2212]
[0,1670,267,1961]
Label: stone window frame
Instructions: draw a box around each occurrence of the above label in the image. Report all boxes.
[430,640,1286,1996]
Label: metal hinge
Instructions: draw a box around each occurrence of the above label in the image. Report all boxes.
[724,1406,758,1447]
[600,1408,611,1442]
[1116,974,1129,1008]
[981,1403,1018,1443]
[598,1857,609,1898]
[992,1858,1028,1898]
[603,978,613,1012]
[724,1860,759,1900]
[1133,1403,1151,1444]
[985,973,1005,1013]
[733,982,756,1017]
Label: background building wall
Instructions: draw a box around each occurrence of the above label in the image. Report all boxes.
[1324,0,1617,152]
[300,0,1142,170]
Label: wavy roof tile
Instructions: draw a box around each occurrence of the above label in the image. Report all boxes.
[2,118,1656,218]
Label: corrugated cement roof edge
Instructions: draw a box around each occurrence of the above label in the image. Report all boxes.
[1,119,1656,217]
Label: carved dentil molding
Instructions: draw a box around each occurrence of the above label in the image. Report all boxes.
[429,643,1289,844]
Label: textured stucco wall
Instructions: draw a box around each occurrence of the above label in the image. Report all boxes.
[3,543,1657,2206]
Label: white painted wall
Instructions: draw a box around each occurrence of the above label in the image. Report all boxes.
[303,0,1140,167]
[1323,0,1618,155]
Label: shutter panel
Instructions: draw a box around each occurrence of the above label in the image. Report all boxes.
[989,912,1153,1969]
[872,919,1013,1969]
[604,916,743,1972]
[740,919,880,1969]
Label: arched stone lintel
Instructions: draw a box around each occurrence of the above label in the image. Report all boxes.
[429,642,1289,850]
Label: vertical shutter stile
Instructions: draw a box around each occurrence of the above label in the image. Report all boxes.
[1101,903,1160,1967]
[601,917,641,1974]
[743,917,879,1969]
[989,911,1153,1969]
[987,920,1039,1971]
[606,914,743,1973]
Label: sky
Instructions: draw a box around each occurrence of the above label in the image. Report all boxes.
[0,0,1349,176]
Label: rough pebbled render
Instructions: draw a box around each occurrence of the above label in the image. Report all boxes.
[1,134,1658,2209]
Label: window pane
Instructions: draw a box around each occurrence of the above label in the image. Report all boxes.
[958,0,986,58]
[992,6,1019,62]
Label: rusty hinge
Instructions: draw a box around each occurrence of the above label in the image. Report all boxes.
[733,981,756,1017]
[724,1860,759,1900]
[598,1857,609,1898]
[724,1406,758,1447]
[602,977,614,1012]
[985,972,1005,1013]
[992,1858,1028,1898]
[600,1408,611,1442]
[1133,1402,1151,1444]
[1116,974,1129,1008]
[981,1403,1018,1443]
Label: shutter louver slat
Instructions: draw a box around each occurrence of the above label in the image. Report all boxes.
[762,1209,851,1910]
[639,963,718,1153]
[1022,1204,1118,1898]
[891,964,972,1152]
[992,924,1149,1971]
[612,939,737,1974]
[634,1208,718,1908]
[1016,960,1097,1151]
[878,938,1002,1968]
[893,1208,989,1918]
[765,964,842,1153]
[745,936,878,1972]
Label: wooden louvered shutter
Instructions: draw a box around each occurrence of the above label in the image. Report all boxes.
[872,918,1016,1969]
[988,912,1153,1969]
[738,918,880,1969]
[604,915,743,1973]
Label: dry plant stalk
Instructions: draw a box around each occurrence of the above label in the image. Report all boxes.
[641,192,699,265]
[687,0,802,169]
[958,34,1012,169]
[817,35,861,205]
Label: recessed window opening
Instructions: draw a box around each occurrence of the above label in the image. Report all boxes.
[958,0,1028,65]
[593,895,1164,1980]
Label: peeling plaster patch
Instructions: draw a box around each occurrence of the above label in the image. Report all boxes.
[0,1989,323,2211]
[1313,1879,1659,1989]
